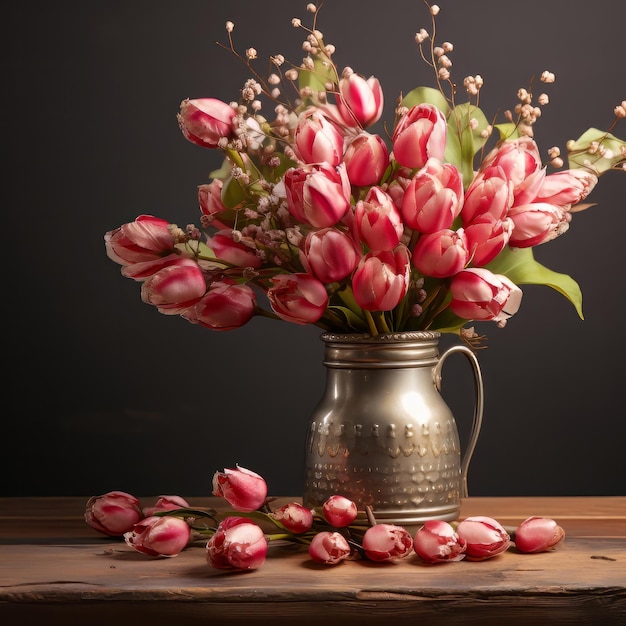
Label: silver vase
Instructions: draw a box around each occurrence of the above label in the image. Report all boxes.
[302,331,484,525]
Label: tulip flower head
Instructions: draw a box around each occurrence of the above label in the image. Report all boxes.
[212,465,268,512]
[513,516,565,553]
[456,515,511,561]
[124,515,191,557]
[84,491,144,537]
[206,517,268,571]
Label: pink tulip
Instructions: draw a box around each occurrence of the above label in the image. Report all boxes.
[534,169,598,208]
[507,202,571,248]
[85,491,144,537]
[392,103,447,170]
[121,252,196,282]
[352,245,411,311]
[412,228,469,278]
[182,280,256,331]
[309,531,352,565]
[344,132,390,186]
[449,268,522,325]
[267,272,329,324]
[198,180,231,229]
[142,495,190,517]
[322,495,358,528]
[140,259,207,315]
[481,137,543,202]
[294,109,345,166]
[513,516,565,553]
[104,215,176,266]
[401,158,464,233]
[456,515,511,561]
[355,186,404,251]
[177,97,236,149]
[207,229,262,269]
[284,163,351,228]
[270,502,314,534]
[300,227,359,283]
[206,517,268,571]
[464,216,514,267]
[462,165,514,224]
[335,70,384,128]
[413,520,467,563]
[124,515,191,557]
[212,465,268,512]
[362,524,413,562]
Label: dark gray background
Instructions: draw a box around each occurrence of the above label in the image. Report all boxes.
[6,1,625,498]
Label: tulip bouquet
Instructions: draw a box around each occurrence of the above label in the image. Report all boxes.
[104,1,625,342]
[85,465,565,568]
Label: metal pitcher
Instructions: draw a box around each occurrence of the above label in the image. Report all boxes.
[302,331,484,525]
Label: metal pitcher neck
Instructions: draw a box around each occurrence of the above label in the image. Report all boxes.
[320,331,442,369]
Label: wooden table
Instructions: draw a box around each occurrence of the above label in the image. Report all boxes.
[1,496,625,625]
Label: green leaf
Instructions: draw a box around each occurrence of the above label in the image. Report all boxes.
[486,247,583,319]
[327,305,369,332]
[567,128,626,175]
[299,53,339,100]
[447,103,490,187]
[221,175,247,209]
[493,122,520,141]
[402,86,451,114]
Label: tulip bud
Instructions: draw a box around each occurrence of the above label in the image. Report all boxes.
[392,104,447,170]
[309,531,352,565]
[140,260,207,315]
[294,109,344,166]
[85,491,144,537]
[355,186,404,251]
[284,163,351,228]
[507,202,571,248]
[322,495,358,528]
[400,158,464,234]
[300,228,359,283]
[142,495,190,517]
[412,228,469,278]
[335,71,384,128]
[206,229,263,269]
[464,215,513,267]
[455,515,511,561]
[362,524,413,562]
[363,524,413,562]
[413,520,467,563]
[212,465,268,512]
[513,516,565,553]
[462,165,514,224]
[352,245,411,311]
[177,97,236,149]
[267,272,329,325]
[104,215,176,266]
[449,268,522,326]
[344,132,390,186]
[124,515,191,557]
[206,517,268,570]
[269,502,314,534]
[182,280,256,331]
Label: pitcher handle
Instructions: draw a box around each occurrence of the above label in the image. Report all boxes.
[433,345,484,499]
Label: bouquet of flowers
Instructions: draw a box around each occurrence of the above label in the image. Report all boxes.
[104,1,625,342]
